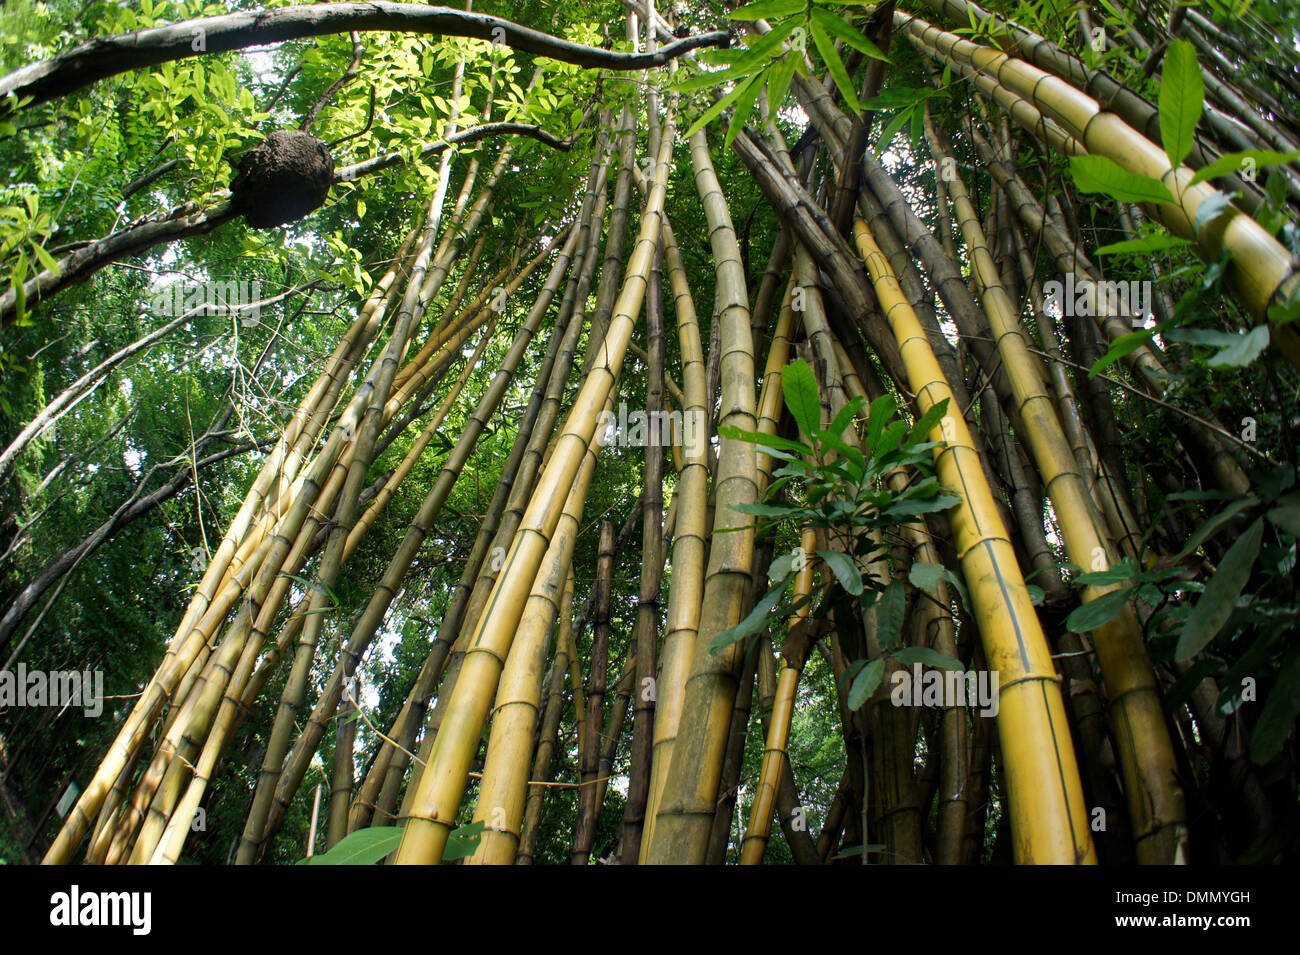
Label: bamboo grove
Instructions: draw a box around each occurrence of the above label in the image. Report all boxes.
[0,0,1298,866]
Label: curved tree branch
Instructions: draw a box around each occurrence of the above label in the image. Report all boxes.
[0,2,729,112]
[1,122,567,326]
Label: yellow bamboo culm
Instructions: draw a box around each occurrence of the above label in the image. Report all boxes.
[898,12,1300,367]
[466,402,609,865]
[393,121,677,865]
[922,108,1188,864]
[853,216,1096,865]
[740,526,817,865]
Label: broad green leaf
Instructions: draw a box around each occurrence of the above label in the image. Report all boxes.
[874,579,905,651]
[1089,328,1154,378]
[892,647,964,670]
[718,424,813,456]
[782,358,822,439]
[442,820,485,860]
[1159,39,1204,169]
[810,7,890,61]
[908,562,946,593]
[1066,586,1134,633]
[827,395,867,438]
[1175,494,1257,560]
[865,393,896,454]
[1205,324,1270,368]
[848,658,885,709]
[1251,644,1300,764]
[734,501,802,517]
[710,573,793,652]
[1187,149,1300,187]
[303,826,403,865]
[810,20,863,113]
[818,549,863,596]
[1266,504,1300,536]
[903,397,949,447]
[1193,191,1234,234]
[1175,517,1263,662]
[1070,155,1175,204]
[727,0,805,18]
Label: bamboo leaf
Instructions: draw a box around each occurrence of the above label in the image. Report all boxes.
[727,0,806,18]
[725,67,768,149]
[1187,149,1300,187]
[303,826,403,865]
[865,393,895,454]
[1159,39,1204,168]
[781,358,822,439]
[767,51,798,112]
[1096,234,1193,256]
[810,7,890,61]
[442,820,485,860]
[683,72,759,140]
[809,20,863,113]
[1069,155,1175,204]
[1175,518,1263,662]
[1175,494,1258,560]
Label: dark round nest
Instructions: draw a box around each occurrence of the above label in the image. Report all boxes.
[231,130,334,229]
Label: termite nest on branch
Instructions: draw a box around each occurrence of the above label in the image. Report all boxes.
[230,130,334,229]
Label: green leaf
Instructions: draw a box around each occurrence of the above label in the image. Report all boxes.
[1158,39,1204,169]
[1095,234,1193,256]
[710,573,793,652]
[874,579,905,651]
[727,0,806,18]
[865,393,896,454]
[892,647,964,670]
[1193,191,1234,234]
[442,820,486,860]
[1089,328,1154,378]
[904,397,949,447]
[1187,149,1300,187]
[1251,644,1300,764]
[734,501,802,517]
[1175,494,1257,560]
[725,66,768,149]
[1175,518,1263,662]
[1070,155,1175,204]
[1065,586,1135,633]
[827,395,867,438]
[810,7,890,61]
[908,562,946,593]
[810,19,863,113]
[1266,504,1300,537]
[767,52,798,112]
[816,548,861,596]
[719,424,814,456]
[1205,324,1270,368]
[683,71,761,140]
[30,242,60,275]
[782,358,822,439]
[303,826,403,865]
[848,658,885,710]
